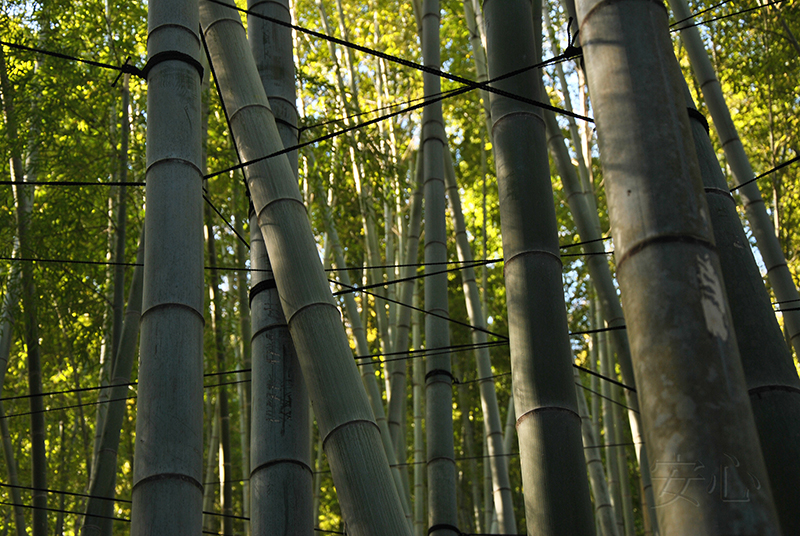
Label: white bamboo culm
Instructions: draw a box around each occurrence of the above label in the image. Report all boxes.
[575,0,782,533]
[131,1,205,533]
[199,1,409,533]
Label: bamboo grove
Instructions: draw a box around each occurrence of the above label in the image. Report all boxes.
[0,0,799,535]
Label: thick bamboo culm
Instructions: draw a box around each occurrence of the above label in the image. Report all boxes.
[483,1,595,534]
[421,1,458,535]
[199,0,409,533]
[575,1,782,533]
[684,84,800,536]
[131,0,205,532]
[668,0,800,359]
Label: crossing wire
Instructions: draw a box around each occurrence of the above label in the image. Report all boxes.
[670,0,782,32]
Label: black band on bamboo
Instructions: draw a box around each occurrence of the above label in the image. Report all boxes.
[140,50,205,80]
[426,368,457,383]
[687,107,710,134]
[427,524,461,535]
[249,278,277,306]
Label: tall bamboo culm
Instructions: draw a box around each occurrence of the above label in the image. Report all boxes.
[199,1,409,533]
[575,1,781,533]
[443,152,515,534]
[685,86,800,536]
[669,0,800,358]
[421,1,458,535]
[484,1,594,533]
[131,0,205,532]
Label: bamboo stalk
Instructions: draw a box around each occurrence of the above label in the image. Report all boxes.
[199,2,409,532]
[575,1,781,533]
[484,1,595,532]
[131,0,205,532]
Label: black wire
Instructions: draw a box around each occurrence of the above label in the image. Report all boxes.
[0,39,140,78]
[353,340,508,364]
[203,194,249,248]
[204,0,589,123]
[332,260,491,296]
[0,180,145,187]
[0,499,130,522]
[456,372,511,386]
[575,382,639,414]
[570,324,627,337]
[332,278,509,341]
[729,155,800,193]
[671,0,782,32]
[573,362,635,392]
[670,0,736,27]
[561,250,613,258]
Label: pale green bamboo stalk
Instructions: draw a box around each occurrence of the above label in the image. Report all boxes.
[612,385,635,536]
[202,399,221,533]
[443,151,516,533]
[421,2,458,534]
[575,1,782,533]
[82,230,144,536]
[598,310,623,536]
[669,0,800,358]
[200,2,409,532]
[484,1,594,532]
[412,287,425,536]
[131,0,204,532]
[573,365,619,536]
[685,85,800,536]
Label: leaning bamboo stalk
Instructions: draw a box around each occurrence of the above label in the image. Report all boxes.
[484,1,595,533]
[199,2,409,533]
[82,230,144,536]
[131,0,205,531]
[575,1,781,533]
[443,151,516,533]
[421,1,458,534]
[669,0,800,358]
[685,85,800,536]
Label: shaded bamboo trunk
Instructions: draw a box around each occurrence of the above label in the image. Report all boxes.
[131,0,205,531]
[82,230,144,536]
[685,86,800,536]
[575,1,781,533]
[421,2,458,535]
[598,311,623,536]
[484,1,595,533]
[202,398,221,533]
[199,1,410,533]
[412,286,425,536]
[443,152,516,533]
[541,85,658,526]
[669,0,800,358]
[249,207,312,536]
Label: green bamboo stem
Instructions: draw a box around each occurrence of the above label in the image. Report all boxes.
[598,310,623,536]
[669,0,800,358]
[443,151,516,533]
[412,286,425,536]
[421,2,458,534]
[199,2,409,532]
[202,398,221,533]
[575,1,782,533]
[484,1,595,533]
[82,230,144,536]
[131,0,205,532]
[685,85,800,536]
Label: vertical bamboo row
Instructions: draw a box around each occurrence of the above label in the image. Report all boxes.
[199,1,409,533]
[685,86,800,536]
[131,0,205,532]
[575,1,781,533]
[669,0,800,357]
[421,1,458,535]
[483,1,595,533]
